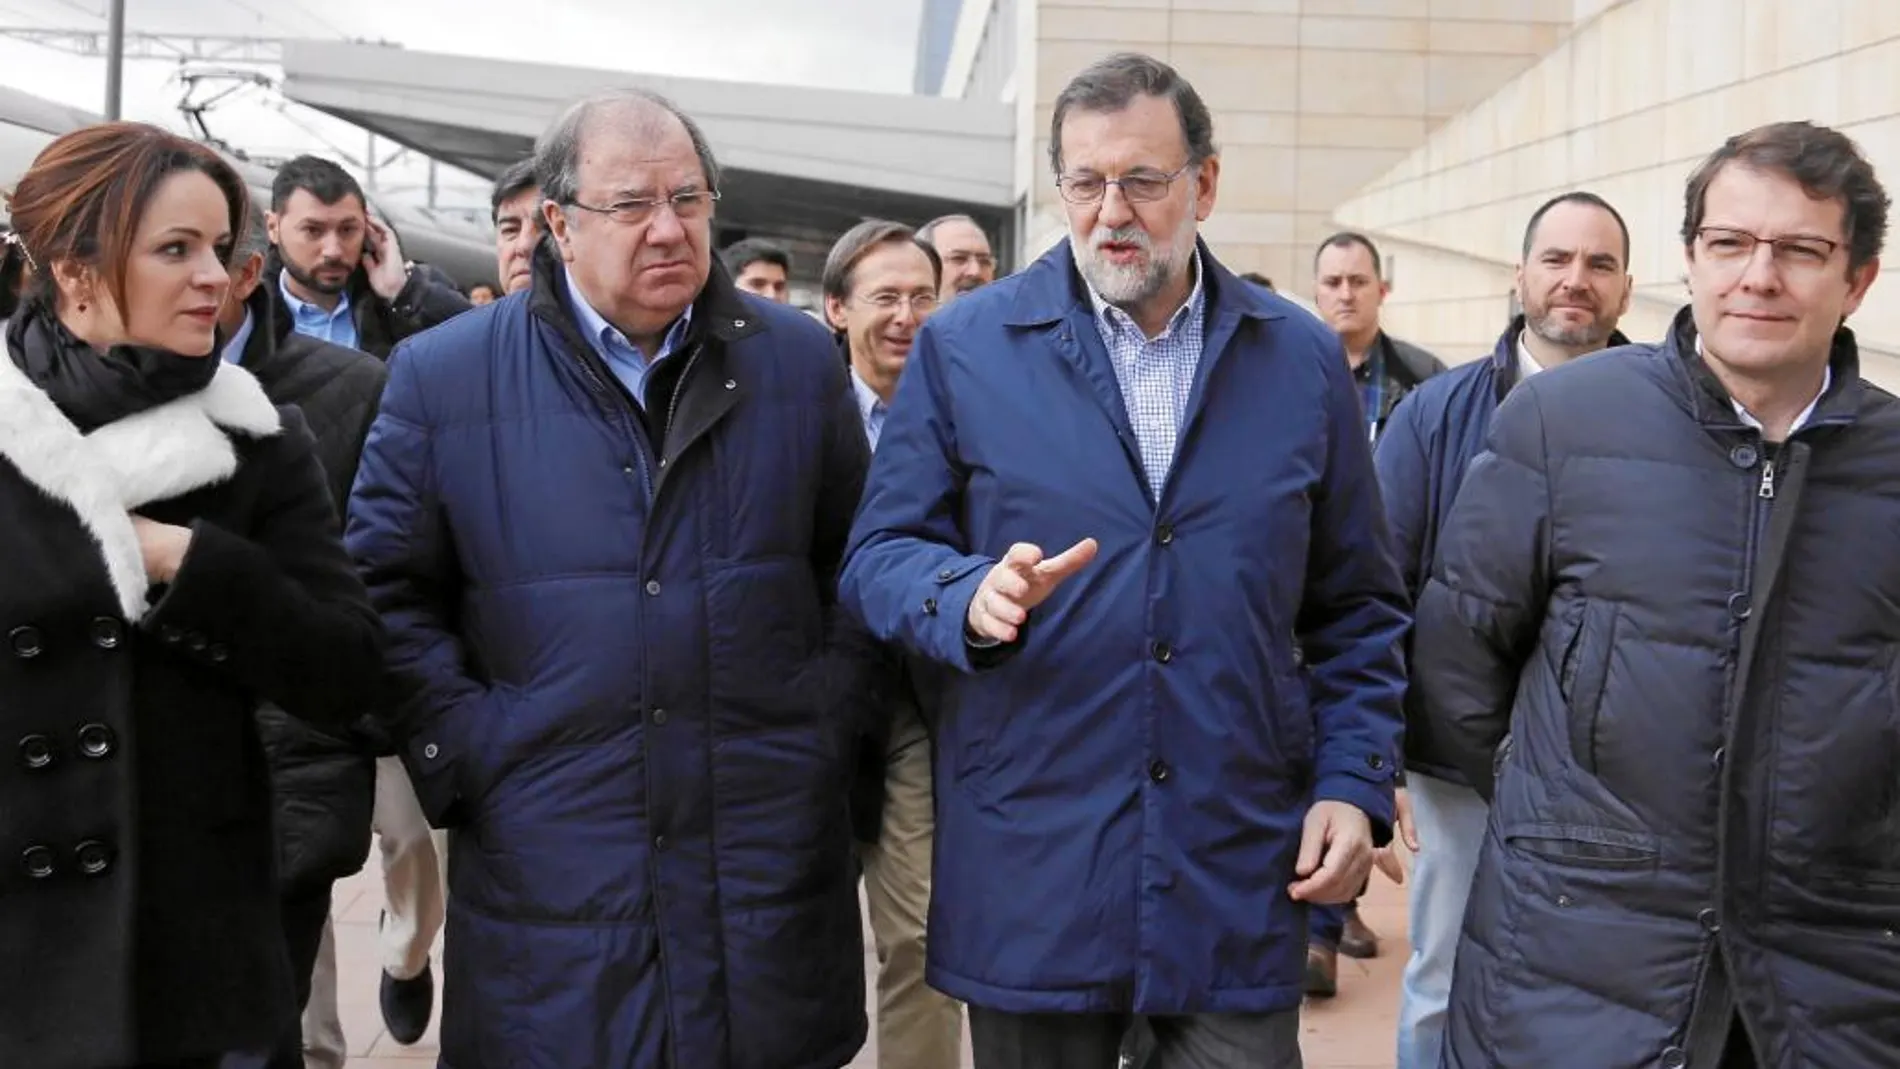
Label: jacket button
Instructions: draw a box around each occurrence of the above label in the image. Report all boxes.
[1727,592,1751,620]
[21,845,54,879]
[1728,444,1758,469]
[77,723,115,759]
[937,568,954,581]
[1152,642,1174,664]
[922,597,938,616]
[654,834,669,852]
[1711,746,1725,770]
[724,379,737,390]
[74,840,112,876]
[652,708,668,726]
[1661,1046,1687,1069]
[645,580,662,596]
[208,644,229,663]
[160,626,182,644]
[18,734,54,770]
[423,743,440,760]
[89,617,123,649]
[1697,908,1721,933]
[185,632,208,652]
[1368,754,1387,771]
[1156,524,1175,545]
[8,626,42,659]
[1148,759,1170,783]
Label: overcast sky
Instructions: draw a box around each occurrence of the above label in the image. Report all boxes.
[0,0,925,212]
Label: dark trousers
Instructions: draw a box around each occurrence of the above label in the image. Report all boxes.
[972,1006,1301,1069]
[222,885,336,1069]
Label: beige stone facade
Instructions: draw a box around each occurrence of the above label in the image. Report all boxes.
[1332,0,1900,384]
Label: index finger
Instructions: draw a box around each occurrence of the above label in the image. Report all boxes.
[1033,537,1099,581]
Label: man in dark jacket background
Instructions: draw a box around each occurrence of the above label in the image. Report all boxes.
[265,154,471,359]
[1314,231,1446,446]
[1416,121,1899,1068]
[216,214,389,1069]
[347,87,883,1069]
[1305,228,1445,993]
[1372,189,1633,1069]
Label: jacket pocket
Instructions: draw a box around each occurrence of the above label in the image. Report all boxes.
[1560,599,1619,774]
[1504,822,1660,870]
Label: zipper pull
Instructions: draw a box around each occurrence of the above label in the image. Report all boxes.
[1759,457,1776,499]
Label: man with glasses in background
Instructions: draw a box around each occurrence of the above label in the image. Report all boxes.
[821,219,964,1069]
[840,52,1405,1069]
[348,87,885,1069]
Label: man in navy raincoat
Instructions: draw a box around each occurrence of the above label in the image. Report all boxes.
[839,52,1408,1069]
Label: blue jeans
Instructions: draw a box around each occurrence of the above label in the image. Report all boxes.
[1396,775,1490,1069]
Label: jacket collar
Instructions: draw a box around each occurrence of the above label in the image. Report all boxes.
[1487,314,1634,402]
[1003,237,1281,329]
[526,239,764,349]
[0,353,279,618]
[1661,304,1864,431]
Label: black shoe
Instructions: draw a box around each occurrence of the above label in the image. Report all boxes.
[380,963,435,1045]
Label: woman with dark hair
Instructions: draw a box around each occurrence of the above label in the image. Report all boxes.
[0,122,384,1069]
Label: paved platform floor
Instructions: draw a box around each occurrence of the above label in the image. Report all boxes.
[328,856,1409,1068]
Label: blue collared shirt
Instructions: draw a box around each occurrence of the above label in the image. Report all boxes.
[1082,249,1208,498]
[563,266,694,409]
[220,308,255,365]
[278,271,358,350]
[850,367,889,451]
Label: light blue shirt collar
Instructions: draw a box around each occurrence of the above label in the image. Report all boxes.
[220,308,255,365]
[561,266,695,409]
[277,270,356,348]
[849,366,888,450]
[1084,246,1206,343]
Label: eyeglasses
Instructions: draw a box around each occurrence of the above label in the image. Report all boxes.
[852,292,939,313]
[1694,226,1840,275]
[567,189,721,227]
[1056,162,1193,205]
[944,250,996,270]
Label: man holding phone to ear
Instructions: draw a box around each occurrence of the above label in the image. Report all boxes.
[266,154,471,360]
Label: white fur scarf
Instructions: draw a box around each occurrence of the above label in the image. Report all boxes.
[0,356,282,619]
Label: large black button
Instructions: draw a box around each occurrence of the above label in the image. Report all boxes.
[1711,746,1726,770]
[1368,754,1388,772]
[160,625,182,645]
[1156,524,1175,545]
[1661,1046,1687,1069]
[185,632,208,653]
[89,617,123,650]
[1152,642,1174,664]
[645,580,662,596]
[74,840,111,876]
[652,708,668,726]
[8,626,42,658]
[1697,908,1721,933]
[207,644,229,663]
[21,845,54,879]
[1727,592,1751,620]
[654,834,669,852]
[937,568,955,581]
[77,723,115,759]
[1728,444,1758,469]
[922,597,939,616]
[1148,759,1170,783]
[18,734,53,770]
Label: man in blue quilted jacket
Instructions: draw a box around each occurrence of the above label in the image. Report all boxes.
[347,87,883,1069]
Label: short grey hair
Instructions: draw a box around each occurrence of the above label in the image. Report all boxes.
[534,87,722,209]
[916,213,981,246]
[1048,52,1217,176]
[232,208,270,264]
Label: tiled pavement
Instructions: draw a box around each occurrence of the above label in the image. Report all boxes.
[330,856,1408,1068]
